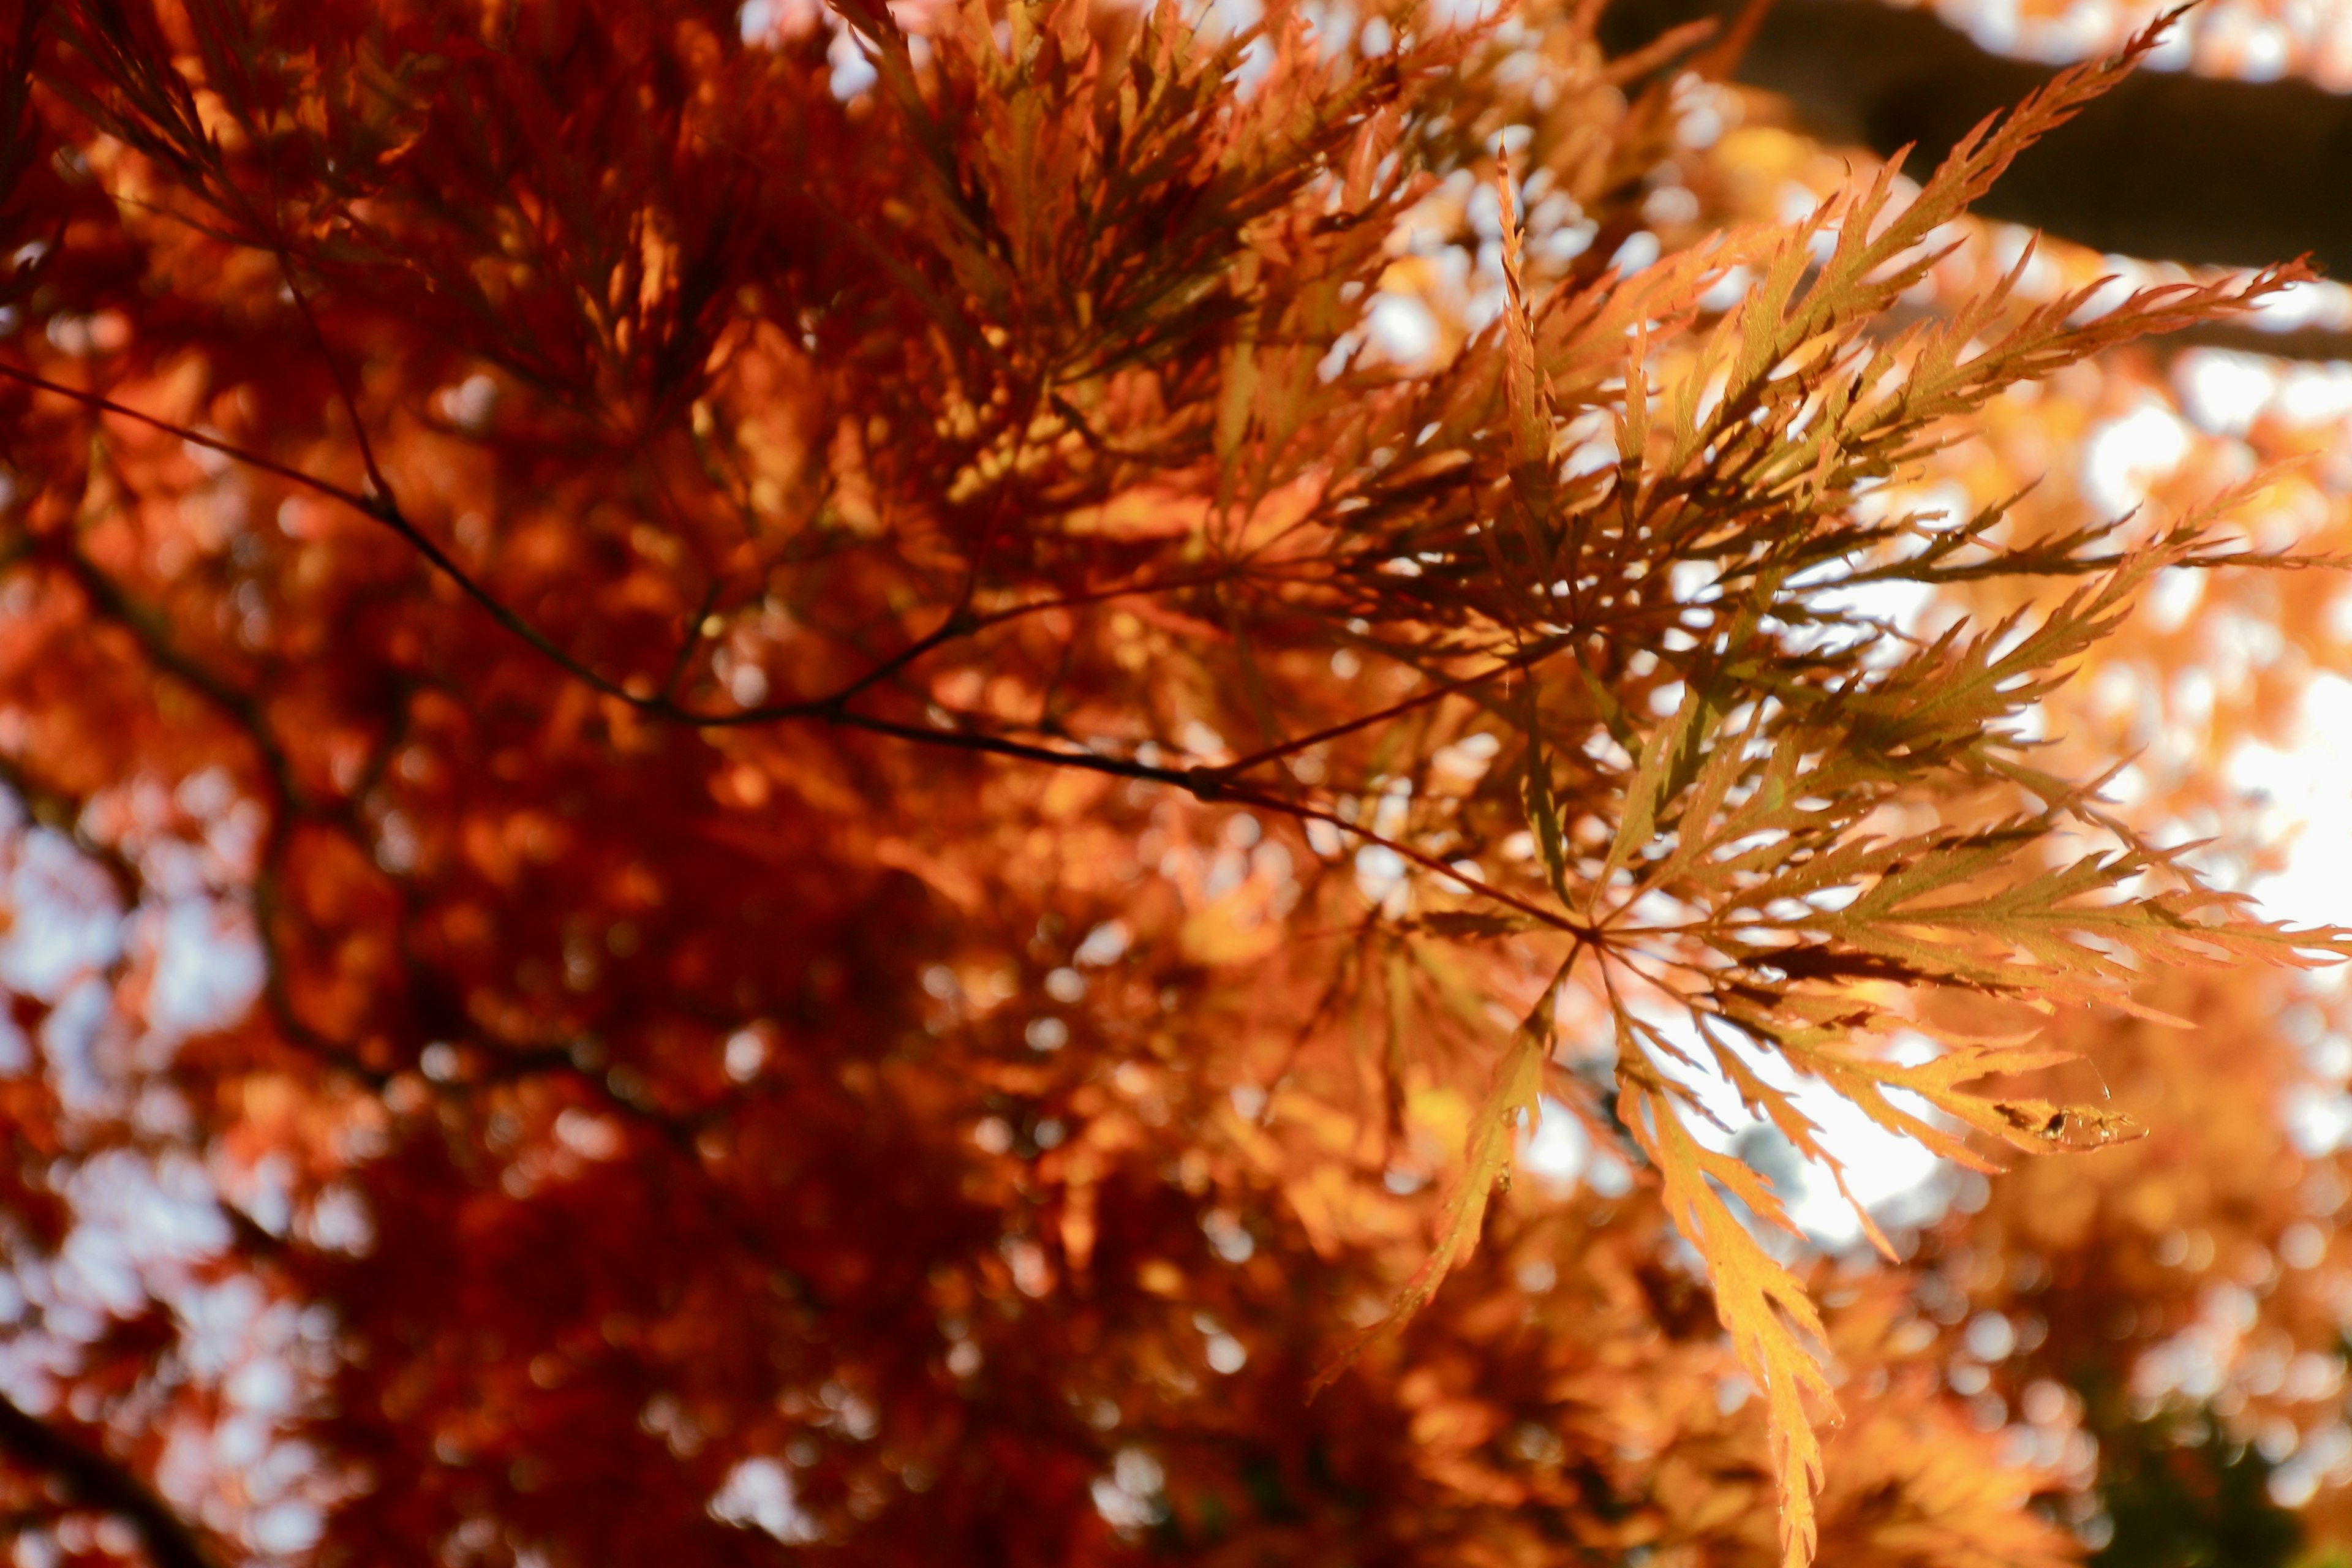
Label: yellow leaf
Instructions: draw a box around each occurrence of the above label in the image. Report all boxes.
[1311,964,1563,1393]
[1623,1070,1834,1568]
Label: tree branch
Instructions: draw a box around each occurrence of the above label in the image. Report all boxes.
[0,1392,222,1568]
[0,361,1600,940]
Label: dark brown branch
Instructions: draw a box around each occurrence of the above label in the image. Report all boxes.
[51,545,304,812]
[0,361,1605,938]
[1217,633,1574,775]
[0,750,140,905]
[1604,0,2352,285]
[0,1392,222,1568]
[0,361,1205,731]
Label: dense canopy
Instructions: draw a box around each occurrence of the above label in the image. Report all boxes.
[4,1,2352,1566]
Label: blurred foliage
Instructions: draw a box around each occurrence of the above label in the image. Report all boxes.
[0,1,2350,1567]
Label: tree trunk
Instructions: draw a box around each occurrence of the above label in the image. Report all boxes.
[1605,0,2352,276]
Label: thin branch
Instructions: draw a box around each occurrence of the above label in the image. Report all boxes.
[0,750,140,905]
[663,579,725,703]
[3,360,1202,728]
[1215,779,1597,940]
[268,235,398,505]
[1215,631,1576,776]
[51,543,305,812]
[0,359,644,705]
[2,356,1602,940]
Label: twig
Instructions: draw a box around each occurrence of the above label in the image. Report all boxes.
[1,358,1607,941]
